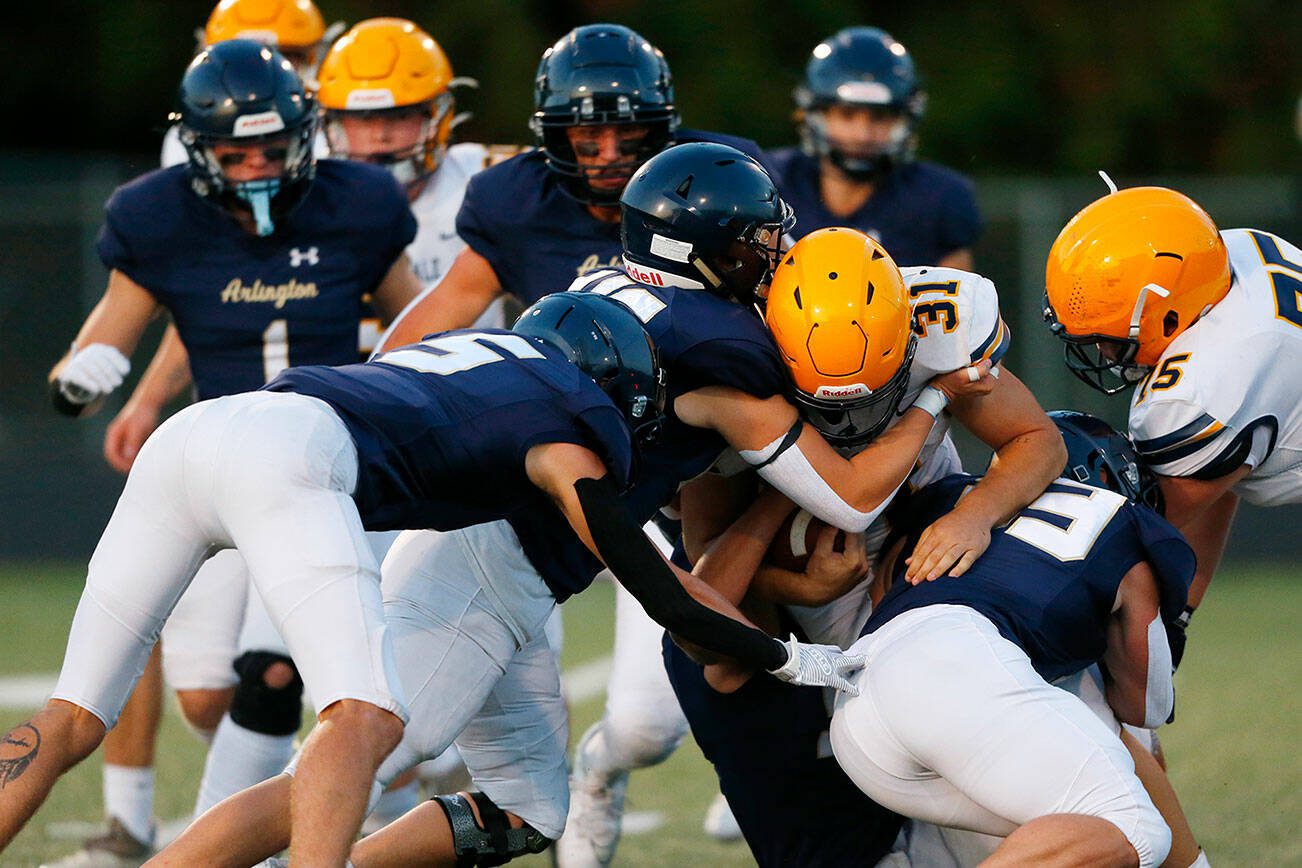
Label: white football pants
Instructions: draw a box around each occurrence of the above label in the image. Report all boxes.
[51,392,407,728]
[830,605,1171,868]
[365,519,569,839]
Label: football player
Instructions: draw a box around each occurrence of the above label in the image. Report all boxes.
[317,17,525,334]
[141,295,869,867]
[375,23,780,350]
[767,27,981,268]
[315,15,527,827]
[42,39,422,864]
[680,413,1199,868]
[1043,185,1302,661]
[554,150,1045,867]
[656,225,1064,865]
[159,0,337,167]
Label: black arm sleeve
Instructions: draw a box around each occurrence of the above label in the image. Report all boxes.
[575,476,788,671]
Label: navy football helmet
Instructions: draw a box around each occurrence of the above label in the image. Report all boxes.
[620,142,794,305]
[1050,410,1164,512]
[530,24,678,204]
[175,39,318,235]
[794,27,925,181]
[514,292,667,448]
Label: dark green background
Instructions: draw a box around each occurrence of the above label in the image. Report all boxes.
[4,0,1298,172]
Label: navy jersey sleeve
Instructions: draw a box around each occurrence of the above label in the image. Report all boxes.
[454,162,515,283]
[516,402,635,493]
[95,168,186,287]
[672,337,788,399]
[679,129,781,186]
[321,160,418,285]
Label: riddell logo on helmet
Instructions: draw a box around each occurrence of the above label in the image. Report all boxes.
[233,111,286,137]
[625,262,665,287]
[815,384,868,399]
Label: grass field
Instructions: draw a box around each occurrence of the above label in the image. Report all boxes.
[1,560,1298,867]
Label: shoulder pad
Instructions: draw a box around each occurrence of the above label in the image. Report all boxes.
[902,266,1007,376]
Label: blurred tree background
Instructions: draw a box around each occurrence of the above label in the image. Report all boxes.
[2,0,1297,173]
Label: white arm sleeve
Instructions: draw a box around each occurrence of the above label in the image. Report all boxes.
[739,430,900,533]
[1143,615,1175,728]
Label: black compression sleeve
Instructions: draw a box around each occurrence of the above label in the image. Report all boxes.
[574,476,788,671]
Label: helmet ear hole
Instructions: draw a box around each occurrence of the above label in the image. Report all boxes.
[1163,310,1180,337]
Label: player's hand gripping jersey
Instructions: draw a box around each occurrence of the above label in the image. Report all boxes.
[453,132,774,306]
[264,329,633,532]
[506,268,790,600]
[97,160,417,399]
[1129,229,1302,505]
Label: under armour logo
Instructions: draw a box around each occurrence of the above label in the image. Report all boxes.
[289,247,320,267]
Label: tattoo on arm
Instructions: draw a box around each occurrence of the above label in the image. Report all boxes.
[0,723,41,787]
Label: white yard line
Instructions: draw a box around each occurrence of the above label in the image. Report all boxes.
[3,655,614,711]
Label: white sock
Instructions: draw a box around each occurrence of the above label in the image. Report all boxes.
[102,764,155,845]
[194,714,295,816]
[1190,850,1211,867]
[367,779,421,827]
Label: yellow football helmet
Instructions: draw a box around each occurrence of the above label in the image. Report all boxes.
[1044,186,1231,394]
[766,227,916,446]
[317,18,458,184]
[204,0,327,76]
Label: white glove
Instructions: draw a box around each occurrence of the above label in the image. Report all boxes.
[57,343,130,404]
[767,634,866,695]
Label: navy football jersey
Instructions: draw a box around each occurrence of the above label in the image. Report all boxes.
[263,330,633,533]
[508,269,790,600]
[765,147,981,266]
[455,130,777,307]
[867,475,1195,681]
[97,159,417,400]
[663,626,902,868]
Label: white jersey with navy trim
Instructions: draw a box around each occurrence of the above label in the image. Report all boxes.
[1129,229,1302,506]
[788,266,1012,647]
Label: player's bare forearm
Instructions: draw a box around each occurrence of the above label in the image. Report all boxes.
[376,247,503,352]
[692,487,795,606]
[1171,486,1238,609]
[370,253,425,324]
[128,325,192,411]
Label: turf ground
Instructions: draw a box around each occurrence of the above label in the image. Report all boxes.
[1,560,1298,867]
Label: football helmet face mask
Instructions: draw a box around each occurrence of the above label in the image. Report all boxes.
[766,228,917,448]
[530,24,678,205]
[1043,186,1231,394]
[620,142,794,306]
[514,292,667,451]
[794,27,925,182]
[203,0,331,81]
[1050,410,1163,512]
[176,39,318,236]
[318,18,459,186]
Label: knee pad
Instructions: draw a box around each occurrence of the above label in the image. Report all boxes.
[229,651,303,737]
[432,791,551,867]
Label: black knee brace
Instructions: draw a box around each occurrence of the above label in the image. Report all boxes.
[432,791,551,867]
[229,651,303,736]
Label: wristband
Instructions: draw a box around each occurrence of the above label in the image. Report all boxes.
[911,386,949,420]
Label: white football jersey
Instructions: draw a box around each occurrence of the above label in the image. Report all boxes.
[1129,228,1302,506]
[788,266,1011,647]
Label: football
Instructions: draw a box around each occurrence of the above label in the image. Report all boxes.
[765,507,846,572]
